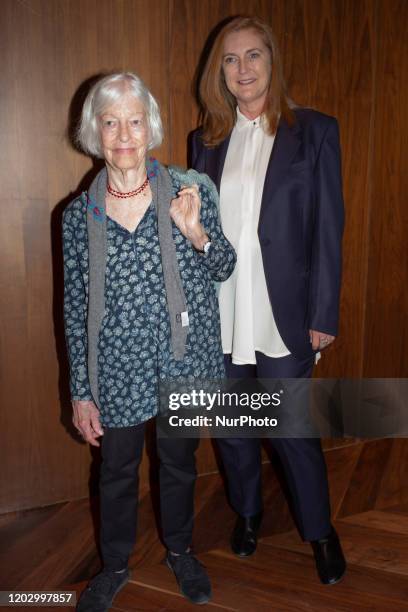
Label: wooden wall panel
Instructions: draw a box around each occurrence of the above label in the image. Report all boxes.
[296,0,376,377]
[363,0,408,376]
[168,0,279,165]
[0,0,406,514]
[0,0,170,513]
[169,0,377,377]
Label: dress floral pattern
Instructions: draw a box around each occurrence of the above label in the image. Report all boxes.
[63,172,236,427]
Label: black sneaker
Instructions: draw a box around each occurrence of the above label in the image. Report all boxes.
[166,551,212,605]
[77,568,130,612]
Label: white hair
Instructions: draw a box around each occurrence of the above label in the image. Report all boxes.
[77,72,163,157]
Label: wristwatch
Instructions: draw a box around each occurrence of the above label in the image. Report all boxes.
[202,239,212,254]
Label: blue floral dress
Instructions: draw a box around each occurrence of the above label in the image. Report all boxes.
[63,172,236,427]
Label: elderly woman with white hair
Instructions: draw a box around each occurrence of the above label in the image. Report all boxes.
[63,72,235,611]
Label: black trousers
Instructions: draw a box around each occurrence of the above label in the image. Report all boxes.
[216,352,332,541]
[100,423,199,571]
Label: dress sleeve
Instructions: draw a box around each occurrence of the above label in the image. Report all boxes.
[62,202,93,401]
[195,180,236,282]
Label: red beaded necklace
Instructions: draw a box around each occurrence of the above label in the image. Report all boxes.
[107,176,149,199]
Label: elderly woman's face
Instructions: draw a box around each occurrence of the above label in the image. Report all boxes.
[222,28,272,112]
[99,93,149,171]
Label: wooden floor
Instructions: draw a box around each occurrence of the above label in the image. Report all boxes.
[2,449,408,611]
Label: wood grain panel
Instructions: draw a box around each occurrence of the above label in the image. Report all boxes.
[280,0,376,377]
[363,0,408,376]
[169,0,378,378]
[134,542,408,611]
[316,0,376,377]
[341,509,408,536]
[3,472,408,610]
[264,521,408,579]
[0,0,170,512]
[337,439,394,518]
[373,438,408,509]
[168,0,377,483]
[0,0,407,517]
[168,0,278,165]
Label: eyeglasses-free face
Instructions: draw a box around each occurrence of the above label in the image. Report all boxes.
[222,28,272,118]
[99,93,149,172]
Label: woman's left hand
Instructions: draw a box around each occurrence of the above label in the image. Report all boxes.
[309,329,336,350]
[170,184,208,250]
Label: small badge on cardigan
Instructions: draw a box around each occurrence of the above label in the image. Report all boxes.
[146,156,160,180]
[176,311,189,327]
[85,193,105,222]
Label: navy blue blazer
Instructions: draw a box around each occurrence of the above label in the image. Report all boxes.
[189,108,345,360]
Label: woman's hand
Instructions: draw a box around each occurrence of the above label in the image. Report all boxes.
[170,184,209,250]
[309,330,335,351]
[72,399,103,447]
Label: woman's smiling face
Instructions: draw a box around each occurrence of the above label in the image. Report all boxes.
[222,28,272,115]
[99,93,149,171]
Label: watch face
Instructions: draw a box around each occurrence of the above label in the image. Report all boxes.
[203,241,212,254]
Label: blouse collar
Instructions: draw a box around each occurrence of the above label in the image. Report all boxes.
[235,106,264,131]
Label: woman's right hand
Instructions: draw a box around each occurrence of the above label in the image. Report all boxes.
[72,400,104,447]
[170,184,209,250]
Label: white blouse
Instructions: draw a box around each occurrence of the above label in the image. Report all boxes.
[219,108,290,364]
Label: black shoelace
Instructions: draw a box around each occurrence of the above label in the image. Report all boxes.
[172,554,202,580]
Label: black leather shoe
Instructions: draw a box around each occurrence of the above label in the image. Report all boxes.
[311,526,346,585]
[231,512,263,557]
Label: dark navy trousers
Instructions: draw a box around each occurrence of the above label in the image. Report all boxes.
[217,352,332,541]
[100,424,199,570]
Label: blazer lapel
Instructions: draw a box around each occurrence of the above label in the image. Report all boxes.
[208,134,231,192]
[259,116,302,225]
